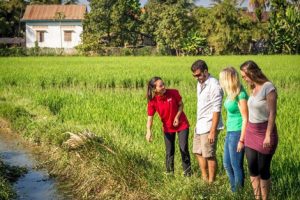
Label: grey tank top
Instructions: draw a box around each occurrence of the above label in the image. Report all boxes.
[248,82,276,123]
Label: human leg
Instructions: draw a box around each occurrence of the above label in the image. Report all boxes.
[207,157,217,183]
[223,134,235,191]
[202,132,218,183]
[258,153,273,200]
[228,132,244,191]
[196,154,208,181]
[178,129,191,176]
[260,179,271,200]
[193,133,208,181]
[245,147,261,199]
[164,132,176,173]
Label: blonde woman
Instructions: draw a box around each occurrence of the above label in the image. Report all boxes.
[219,67,248,192]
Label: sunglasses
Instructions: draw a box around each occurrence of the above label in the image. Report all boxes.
[193,73,202,78]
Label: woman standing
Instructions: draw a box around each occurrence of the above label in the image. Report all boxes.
[219,67,248,192]
[240,61,278,200]
[146,77,191,176]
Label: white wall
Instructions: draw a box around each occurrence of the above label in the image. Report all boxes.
[25,21,83,48]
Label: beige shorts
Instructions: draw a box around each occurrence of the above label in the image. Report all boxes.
[192,131,219,158]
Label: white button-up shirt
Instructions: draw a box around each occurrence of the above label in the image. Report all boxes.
[196,75,224,134]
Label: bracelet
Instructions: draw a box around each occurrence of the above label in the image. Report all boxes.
[239,140,244,144]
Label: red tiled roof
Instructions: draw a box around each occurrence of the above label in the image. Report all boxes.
[22,5,86,21]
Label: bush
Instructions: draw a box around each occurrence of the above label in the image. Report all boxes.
[0,47,26,57]
[0,45,80,57]
[77,46,162,56]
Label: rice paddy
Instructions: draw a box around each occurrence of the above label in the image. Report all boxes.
[0,56,299,199]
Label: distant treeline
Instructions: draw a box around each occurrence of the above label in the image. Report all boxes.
[79,0,300,55]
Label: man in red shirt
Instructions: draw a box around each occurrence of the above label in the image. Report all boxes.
[146,77,191,176]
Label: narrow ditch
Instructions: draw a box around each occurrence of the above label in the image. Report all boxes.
[0,121,67,200]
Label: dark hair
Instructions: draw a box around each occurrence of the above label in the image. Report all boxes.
[240,60,269,89]
[147,77,162,101]
[191,60,208,72]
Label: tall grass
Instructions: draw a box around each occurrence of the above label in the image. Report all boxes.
[0,56,299,199]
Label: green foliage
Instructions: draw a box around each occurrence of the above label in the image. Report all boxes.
[247,0,269,21]
[39,95,67,115]
[142,0,195,45]
[192,0,266,55]
[0,162,15,200]
[110,0,141,46]
[142,0,196,55]
[0,103,33,130]
[155,4,194,55]
[268,0,300,54]
[0,46,26,56]
[209,0,253,54]
[0,159,27,200]
[140,0,161,43]
[78,0,141,54]
[181,31,209,55]
[0,0,26,37]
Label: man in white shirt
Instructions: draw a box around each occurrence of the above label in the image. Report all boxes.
[191,60,223,183]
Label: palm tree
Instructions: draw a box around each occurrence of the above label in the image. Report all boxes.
[240,0,269,21]
[248,0,269,10]
[54,12,65,49]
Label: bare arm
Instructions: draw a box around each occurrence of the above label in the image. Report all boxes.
[173,101,183,127]
[208,112,220,143]
[237,99,248,152]
[208,85,223,143]
[263,90,277,148]
[146,116,153,142]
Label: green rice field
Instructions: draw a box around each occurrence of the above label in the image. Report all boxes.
[0,56,299,199]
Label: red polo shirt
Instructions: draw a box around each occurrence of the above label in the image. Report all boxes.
[147,89,189,133]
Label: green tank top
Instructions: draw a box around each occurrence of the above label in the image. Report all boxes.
[224,87,248,131]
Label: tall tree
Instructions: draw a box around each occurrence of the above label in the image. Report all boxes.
[79,0,141,53]
[195,0,256,54]
[239,0,269,21]
[155,4,194,55]
[268,0,300,54]
[0,0,27,37]
[110,0,141,46]
[142,0,195,54]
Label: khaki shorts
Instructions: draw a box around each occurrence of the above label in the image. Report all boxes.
[192,131,219,158]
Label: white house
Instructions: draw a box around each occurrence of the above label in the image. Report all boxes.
[22,5,86,49]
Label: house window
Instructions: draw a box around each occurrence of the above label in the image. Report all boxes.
[36,31,45,42]
[64,31,72,42]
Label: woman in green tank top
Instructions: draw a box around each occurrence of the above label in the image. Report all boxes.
[219,67,249,192]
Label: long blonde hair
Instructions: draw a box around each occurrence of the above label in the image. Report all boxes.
[219,67,241,100]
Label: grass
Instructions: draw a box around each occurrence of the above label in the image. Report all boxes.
[0,159,28,200]
[0,56,299,199]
